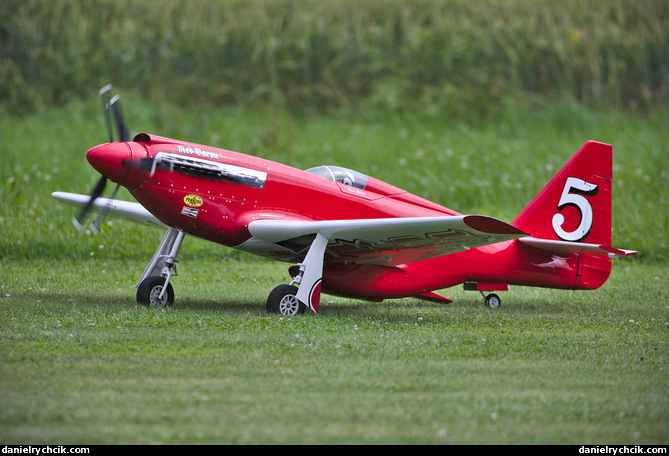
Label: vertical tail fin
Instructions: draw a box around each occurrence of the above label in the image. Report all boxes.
[512,141,612,246]
[512,141,615,289]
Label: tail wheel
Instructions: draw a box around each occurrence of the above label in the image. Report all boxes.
[484,293,501,308]
[267,284,305,315]
[137,276,174,306]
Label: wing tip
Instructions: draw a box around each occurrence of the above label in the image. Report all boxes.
[464,215,527,236]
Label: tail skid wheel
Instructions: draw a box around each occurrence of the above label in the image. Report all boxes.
[267,284,305,315]
[137,276,174,306]
[484,293,501,308]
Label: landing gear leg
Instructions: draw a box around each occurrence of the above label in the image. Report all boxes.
[136,227,185,306]
[266,233,328,315]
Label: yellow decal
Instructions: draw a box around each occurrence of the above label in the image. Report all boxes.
[183,194,203,208]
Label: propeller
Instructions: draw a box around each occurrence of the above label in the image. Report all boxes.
[73,84,131,232]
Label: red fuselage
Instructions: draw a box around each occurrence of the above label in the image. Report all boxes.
[86,134,611,302]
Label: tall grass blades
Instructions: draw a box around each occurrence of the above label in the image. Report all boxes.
[1,0,668,113]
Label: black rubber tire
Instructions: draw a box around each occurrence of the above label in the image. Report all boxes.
[266,284,305,315]
[484,293,501,308]
[137,276,174,306]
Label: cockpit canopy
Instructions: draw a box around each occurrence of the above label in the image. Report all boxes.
[305,165,369,190]
[305,163,451,214]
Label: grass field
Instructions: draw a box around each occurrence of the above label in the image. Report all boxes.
[0,259,667,444]
[1,98,668,444]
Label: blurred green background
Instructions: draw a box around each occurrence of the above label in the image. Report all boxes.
[2,0,667,114]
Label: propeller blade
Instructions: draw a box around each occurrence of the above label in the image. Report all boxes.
[110,94,130,142]
[100,84,130,142]
[99,84,115,143]
[90,182,121,233]
[71,85,132,232]
[72,175,107,230]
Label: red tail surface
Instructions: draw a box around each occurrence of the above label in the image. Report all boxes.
[512,141,614,289]
[512,141,612,246]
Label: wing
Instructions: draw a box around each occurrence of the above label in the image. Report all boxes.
[246,215,528,266]
[52,192,166,228]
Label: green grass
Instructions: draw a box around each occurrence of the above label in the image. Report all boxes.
[1,259,667,444]
[1,99,667,444]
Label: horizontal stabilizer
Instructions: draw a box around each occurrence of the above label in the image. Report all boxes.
[519,237,637,259]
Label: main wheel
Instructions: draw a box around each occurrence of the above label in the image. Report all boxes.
[137,276,174,306]
[266,284,305,315]
[485,293,501,308]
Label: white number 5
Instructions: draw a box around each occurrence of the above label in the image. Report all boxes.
[552,177,598,242]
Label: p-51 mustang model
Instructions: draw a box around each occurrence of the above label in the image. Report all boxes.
[53,86,636,315]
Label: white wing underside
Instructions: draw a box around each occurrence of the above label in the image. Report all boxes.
[52,192,166,228]
[242,215,528,266]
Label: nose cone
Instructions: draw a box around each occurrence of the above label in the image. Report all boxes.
[86,142,147,188]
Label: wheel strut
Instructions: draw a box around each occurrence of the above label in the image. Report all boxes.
[136,227,185,305]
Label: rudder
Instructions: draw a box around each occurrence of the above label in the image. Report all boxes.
[512,141,614,289]
[512,141,612,247]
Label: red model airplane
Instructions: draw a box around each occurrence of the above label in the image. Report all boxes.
[53,86,636,315]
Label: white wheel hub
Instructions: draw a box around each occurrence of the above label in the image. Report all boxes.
[279,294,302,315]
